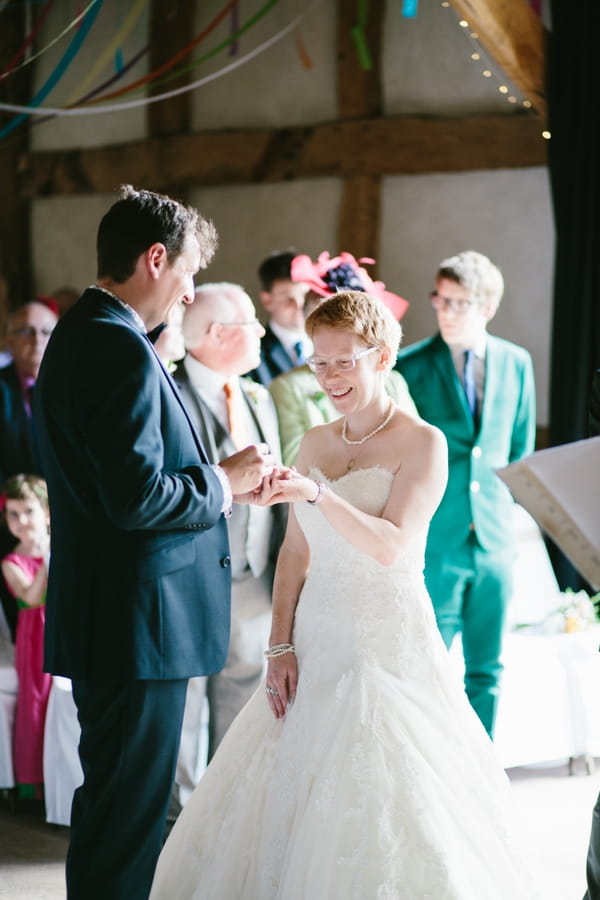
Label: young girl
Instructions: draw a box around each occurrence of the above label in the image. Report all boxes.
[0,474,52,797]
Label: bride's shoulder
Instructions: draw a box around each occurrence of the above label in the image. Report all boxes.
[393,411,447,456]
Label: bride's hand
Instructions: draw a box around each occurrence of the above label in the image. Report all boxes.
[268,470,324,505]
[234,467,292,506]
[265,654,298,719]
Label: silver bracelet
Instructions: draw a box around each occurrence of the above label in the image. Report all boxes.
[264,643,295,658]
[306,480,326,505]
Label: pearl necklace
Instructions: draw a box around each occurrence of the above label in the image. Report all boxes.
[341,401,395,470]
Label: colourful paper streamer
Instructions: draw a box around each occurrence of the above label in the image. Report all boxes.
[0,0,322,119]
[64,0,148,103]
[295,32,313,69]
[0,0,56,81]
[0,0,104,139]
[83,0,279,105]
[0,0,102,81]
[351,24,372,70]
[402,0,419,17]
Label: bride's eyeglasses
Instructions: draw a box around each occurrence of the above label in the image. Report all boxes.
[306,346,378,375]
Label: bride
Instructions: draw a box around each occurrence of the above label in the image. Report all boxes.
[150,290,538,899]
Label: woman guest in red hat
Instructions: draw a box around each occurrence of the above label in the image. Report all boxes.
[269,251,417,464]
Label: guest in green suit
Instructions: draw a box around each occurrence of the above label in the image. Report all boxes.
[395,250,536,737]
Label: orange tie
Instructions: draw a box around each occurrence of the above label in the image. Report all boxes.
[223,381,249,450]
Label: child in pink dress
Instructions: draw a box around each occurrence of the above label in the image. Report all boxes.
[0,474,52,796]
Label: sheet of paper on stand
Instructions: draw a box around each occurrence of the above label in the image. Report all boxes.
[496,436,600,590]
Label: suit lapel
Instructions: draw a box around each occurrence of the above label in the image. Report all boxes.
[478,336,500,435]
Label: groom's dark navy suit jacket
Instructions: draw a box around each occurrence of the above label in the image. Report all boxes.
[35,288,231,680]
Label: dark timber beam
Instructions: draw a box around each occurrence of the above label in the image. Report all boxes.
[336,0,385,263]
[19,114,547,198]
[147,0,195,137]
[0,5,33,310]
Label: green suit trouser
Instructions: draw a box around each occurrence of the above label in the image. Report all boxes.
[425,536,515,738]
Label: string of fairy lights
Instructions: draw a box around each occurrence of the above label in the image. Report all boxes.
[0,1,550,142]
[440,0,550,141]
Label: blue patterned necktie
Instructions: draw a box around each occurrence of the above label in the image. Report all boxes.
[462,349,477,420]
[293,340,305,365]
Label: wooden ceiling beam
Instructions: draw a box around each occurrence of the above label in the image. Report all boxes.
[147,0,195,138]
[18,113,547,198]
[336,0,386,262]
[337,0,385,119]
[0,4,33,308]
[447,0,547,117]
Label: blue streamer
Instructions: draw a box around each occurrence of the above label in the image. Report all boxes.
[401,0,418,17]
[0,0,104,140]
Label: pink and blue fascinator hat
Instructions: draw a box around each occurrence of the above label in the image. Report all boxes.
[290,251,409,321]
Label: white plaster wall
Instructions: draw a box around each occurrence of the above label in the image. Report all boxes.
[32,194,117,294]
[188,179,342,297]
[190,0,337,129]
[379,167,555,424]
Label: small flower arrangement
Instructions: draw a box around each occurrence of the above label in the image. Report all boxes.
[242,379,264,406]
[515,588,600,634]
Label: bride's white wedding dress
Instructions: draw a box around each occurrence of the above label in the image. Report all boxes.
[150,466,538,900]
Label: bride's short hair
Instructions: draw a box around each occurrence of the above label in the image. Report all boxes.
[305,290,402,365]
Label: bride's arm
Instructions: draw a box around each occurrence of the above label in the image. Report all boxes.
[281,422,448,566]
[265,508,310,717]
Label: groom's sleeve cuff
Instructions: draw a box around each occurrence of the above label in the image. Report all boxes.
[211,464,233,518]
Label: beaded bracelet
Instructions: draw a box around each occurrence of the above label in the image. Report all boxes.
[264,643,295,659]
[307,480,326,505]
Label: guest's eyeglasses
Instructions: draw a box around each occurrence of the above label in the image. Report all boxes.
[430,291,479,315]
[306,346,378,375]
[9,326,54,339]
[217,320,263,329]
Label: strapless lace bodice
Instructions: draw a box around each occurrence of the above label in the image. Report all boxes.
[293,466,437,681]
[296,465,426,575]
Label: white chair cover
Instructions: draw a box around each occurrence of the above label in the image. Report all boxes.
[43,676,83,826]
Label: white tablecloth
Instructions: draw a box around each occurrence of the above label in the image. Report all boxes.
[494,628,600,768]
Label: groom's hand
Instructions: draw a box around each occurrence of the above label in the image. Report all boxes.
[220,443,275,497]
[234,466,293,506]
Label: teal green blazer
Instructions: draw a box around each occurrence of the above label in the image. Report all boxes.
[395,333,536,552]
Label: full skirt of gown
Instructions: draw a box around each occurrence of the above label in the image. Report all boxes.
[150,466,539,900]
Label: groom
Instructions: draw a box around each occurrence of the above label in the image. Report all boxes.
[34,186,284,900]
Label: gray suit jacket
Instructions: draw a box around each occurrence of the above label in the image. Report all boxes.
[172,361,286,583]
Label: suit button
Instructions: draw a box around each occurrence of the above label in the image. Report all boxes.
[220,556,231,568]
[469,522,476,531]
[472,446,482,459]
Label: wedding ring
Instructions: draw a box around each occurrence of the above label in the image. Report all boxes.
[266,687,279,696]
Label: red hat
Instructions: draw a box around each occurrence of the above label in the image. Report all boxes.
[290,251,409,320]
[35,294,60,316]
